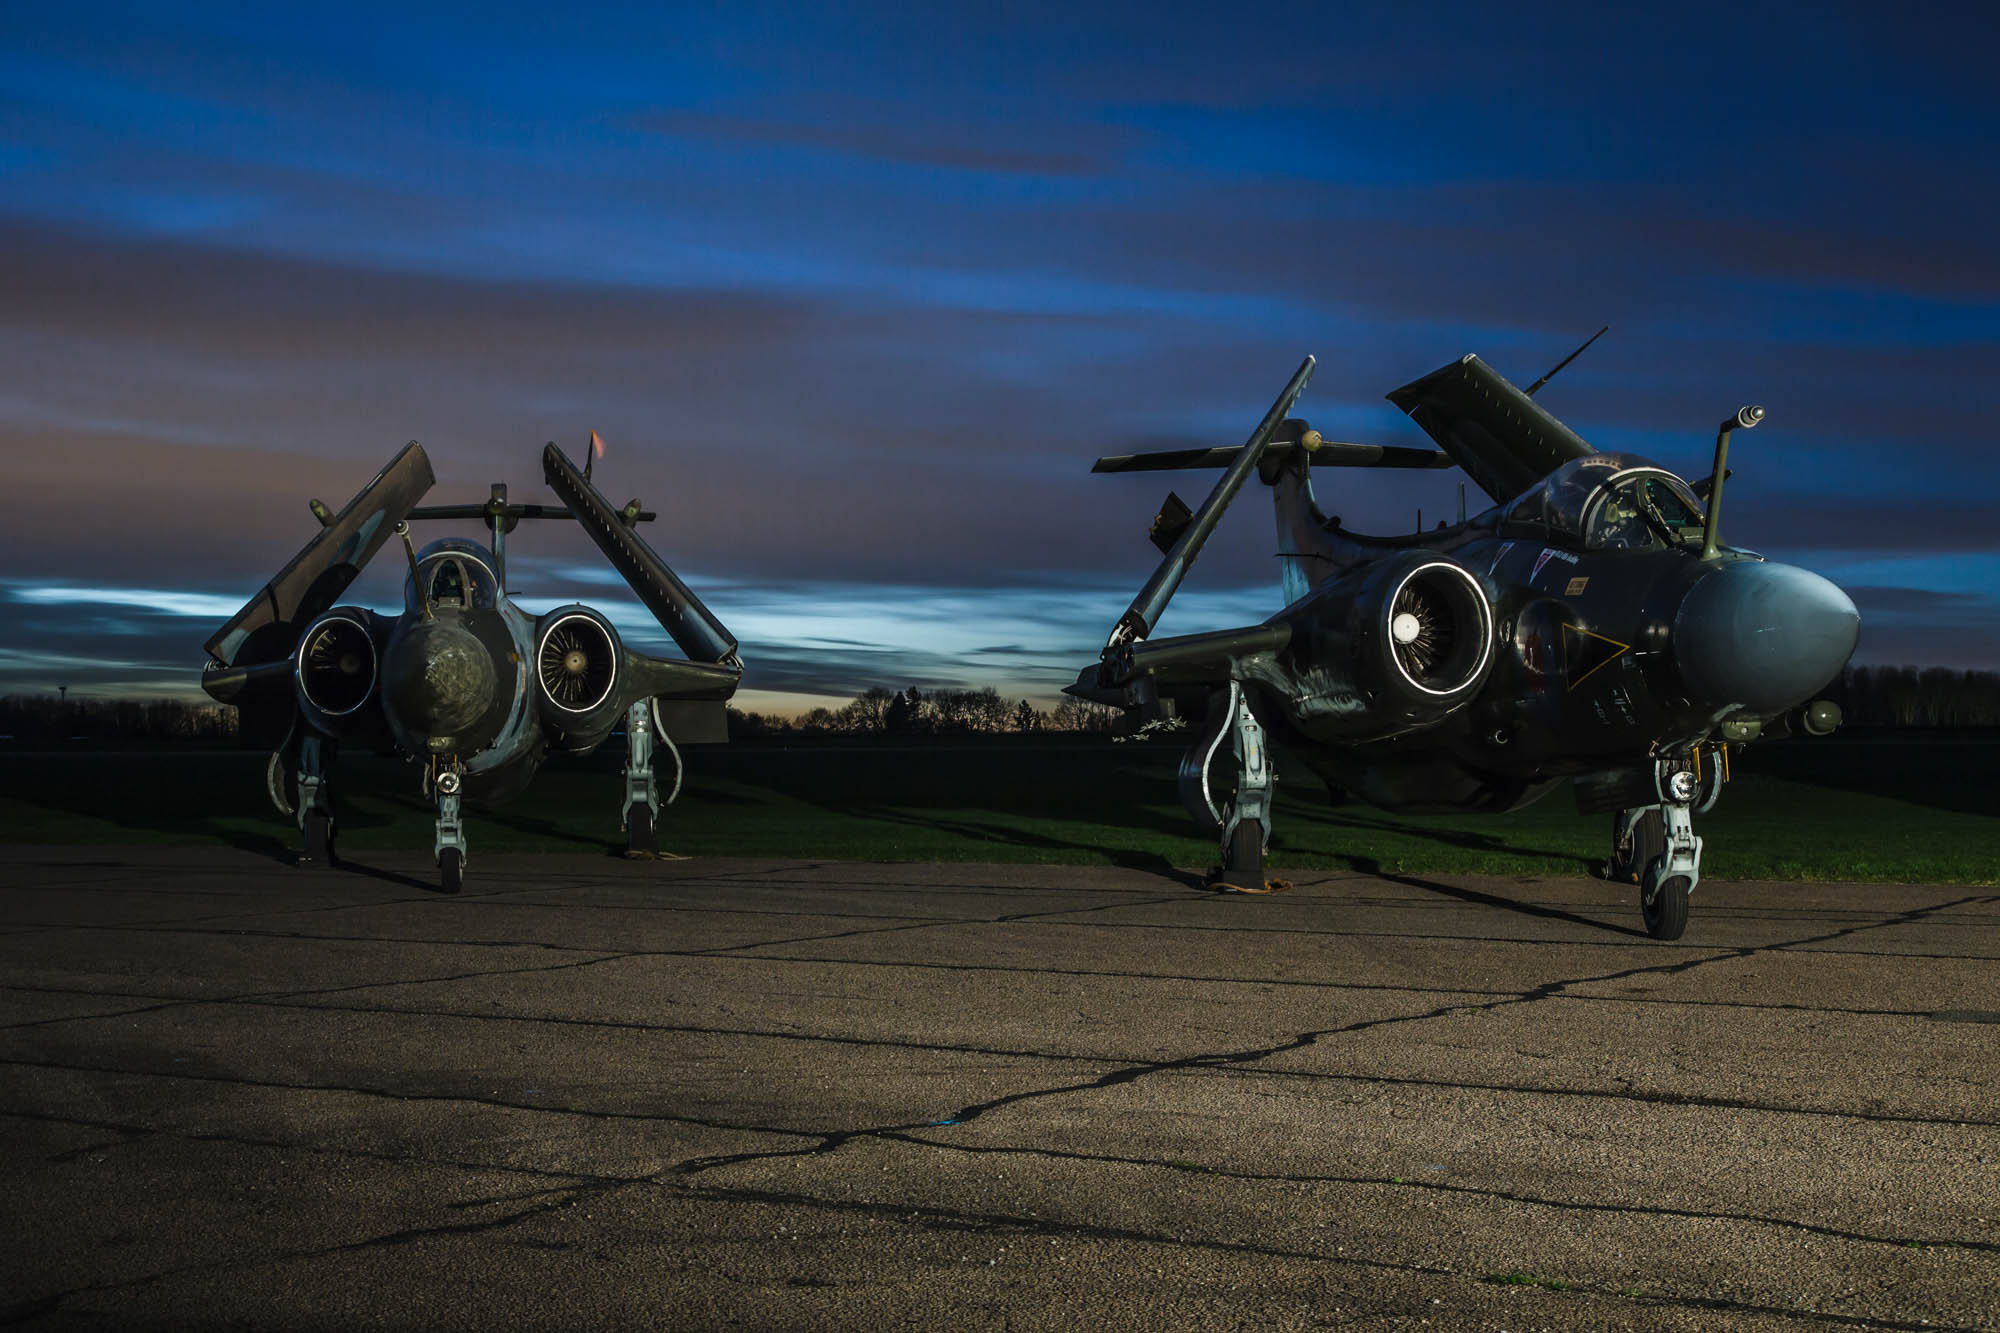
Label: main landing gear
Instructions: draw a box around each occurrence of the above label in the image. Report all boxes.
[287,734,338,867]
[1609,752,1725,940]
[621,699,683,857]
[1181,681,1278,893]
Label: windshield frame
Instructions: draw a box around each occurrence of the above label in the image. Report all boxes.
[1498,453,1705,552]
[1580,466,1707,552]
[406,539,500,613]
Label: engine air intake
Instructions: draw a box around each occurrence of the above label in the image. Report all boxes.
[1384,562,1491,696]
[537,612,618,713]
[297,615,376,716]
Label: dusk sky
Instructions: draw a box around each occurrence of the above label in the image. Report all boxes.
[3,2,1996,715]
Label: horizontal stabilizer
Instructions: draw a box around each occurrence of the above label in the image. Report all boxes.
[1094,438,1451,474]
[406,502,658,523]
[543,444,738,664]
[206,442,435,667]
[1110,357,1316,649]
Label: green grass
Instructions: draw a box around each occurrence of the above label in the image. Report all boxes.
[0,733,1993,883]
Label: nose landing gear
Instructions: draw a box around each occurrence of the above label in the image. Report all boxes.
[1610,751,1724,940]
[430,756,466,893]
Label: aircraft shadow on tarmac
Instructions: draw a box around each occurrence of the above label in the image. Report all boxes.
[830,803,1212,891]
[1351,860,1651,939]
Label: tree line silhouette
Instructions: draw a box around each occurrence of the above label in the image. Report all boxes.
[4,664,1997,742]
[727,685,1119,738]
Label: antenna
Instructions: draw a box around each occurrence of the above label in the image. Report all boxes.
[1524,325,1609,397]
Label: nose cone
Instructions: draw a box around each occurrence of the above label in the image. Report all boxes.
[383,620,497,747]
[1674,561,1859,713]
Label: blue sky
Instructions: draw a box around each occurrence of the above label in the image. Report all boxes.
[2,1,1996,712]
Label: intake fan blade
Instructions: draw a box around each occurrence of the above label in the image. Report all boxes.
[537,614,618,712]
[1380,561,1492,697]
[1389,579,1456,685]
[297,615,376,716]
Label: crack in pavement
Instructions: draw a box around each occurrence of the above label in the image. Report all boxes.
[0,1055,830,1142]
[2,1106,638,1190]
[667,891,2000,1178]
[0,1188,598,1326]
[862,1130,2000,1255]
[661,1182,1963,1332]
[3,870,1990,1330]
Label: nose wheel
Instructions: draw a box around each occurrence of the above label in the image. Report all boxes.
[1642,871,1691,940]
[430,757,467,892]
[1613,756,1720,941]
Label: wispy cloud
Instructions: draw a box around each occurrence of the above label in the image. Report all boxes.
[1,0,1996,707]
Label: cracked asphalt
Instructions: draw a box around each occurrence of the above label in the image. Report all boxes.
[0,847,1995,1331]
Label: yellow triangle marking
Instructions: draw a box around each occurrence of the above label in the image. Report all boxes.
[1562,623,1631,689]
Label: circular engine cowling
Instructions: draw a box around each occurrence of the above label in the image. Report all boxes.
[535,606,624,748]
[295,610,379,722]
[1291,551,1496,741]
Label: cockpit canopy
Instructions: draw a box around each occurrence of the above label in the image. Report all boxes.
[406,538,500,613]
[1500,453,1706,552]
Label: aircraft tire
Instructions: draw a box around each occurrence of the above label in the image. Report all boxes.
[1208,821,1268,892]
[267,749,299,818]
[302,811,333,866]
[626,803,656,855]
[1228,821,1263,877]
[440,847,464,894]
[1612,808,1664,884]
[1643,873,1690,941]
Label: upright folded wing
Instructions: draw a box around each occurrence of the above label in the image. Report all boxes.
[542,444,738,664]
[205,442,435,666]
[1387,355,1595,505]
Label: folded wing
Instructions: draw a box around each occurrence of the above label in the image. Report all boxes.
[206,442,435,667]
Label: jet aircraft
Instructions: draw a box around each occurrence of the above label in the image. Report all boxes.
[200,440,741,891]
[1069,346,1859,938]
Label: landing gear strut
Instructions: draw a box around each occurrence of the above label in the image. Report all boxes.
[621,699,682,856]
[295,735,337,866]
[1610,752,1723,940]
[431,755,466,893]
[1181,681,1276,892]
